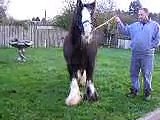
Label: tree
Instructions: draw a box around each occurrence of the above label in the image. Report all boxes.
[0,0,9,23]
[129,0,142,15]
[0,0,6,19]
[0,6,6,18]
[53,0,75,30]
[96,0,116,13]
[35,17,40,21]
[94,0,117,46]
[53,0,117,30]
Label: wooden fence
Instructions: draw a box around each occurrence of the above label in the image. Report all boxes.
[0,23,68,48]
[0,23,159,51]
[101,36,160,51]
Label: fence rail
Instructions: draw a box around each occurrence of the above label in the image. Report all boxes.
[101,37,160,51]
[0,24,67,48]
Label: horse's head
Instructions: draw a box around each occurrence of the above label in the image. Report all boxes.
[75,0,96,44]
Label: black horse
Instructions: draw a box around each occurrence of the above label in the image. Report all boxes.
[63,0,98,106]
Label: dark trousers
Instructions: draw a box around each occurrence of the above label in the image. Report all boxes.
[130,52,154,92]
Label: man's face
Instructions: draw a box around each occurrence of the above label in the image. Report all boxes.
[138,9,149,23]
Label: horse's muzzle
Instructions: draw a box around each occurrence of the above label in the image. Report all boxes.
[82,34,92,44]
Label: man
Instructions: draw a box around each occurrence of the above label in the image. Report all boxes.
[115,8,160,100]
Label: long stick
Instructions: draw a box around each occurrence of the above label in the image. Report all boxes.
[92,16,116,32]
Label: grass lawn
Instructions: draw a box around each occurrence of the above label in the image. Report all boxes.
[0,48,160,120]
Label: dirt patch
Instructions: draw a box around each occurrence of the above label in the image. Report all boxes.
[137,108,160,120]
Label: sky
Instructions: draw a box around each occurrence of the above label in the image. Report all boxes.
[6,0,160,20]
[7,0,65,20]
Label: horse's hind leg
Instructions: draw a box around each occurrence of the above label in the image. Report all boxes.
[85,61,98,101]
[65,64,82,106]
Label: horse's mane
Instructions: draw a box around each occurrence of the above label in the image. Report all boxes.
[67,5,83,45]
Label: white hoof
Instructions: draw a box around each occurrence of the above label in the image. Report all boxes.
[65,94,81,106]
[65,78,82,106]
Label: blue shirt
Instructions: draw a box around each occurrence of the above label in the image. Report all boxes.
[118,20,160,54]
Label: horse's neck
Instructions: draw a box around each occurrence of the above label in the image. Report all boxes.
[70,25,82,45]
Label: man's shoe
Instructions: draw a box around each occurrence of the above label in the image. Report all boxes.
[144,94,151,101]
[126,88,138,98]
[144,90,151,101]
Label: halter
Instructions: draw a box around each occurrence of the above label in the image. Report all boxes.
[82,20,91,25]
[75,3,94,33]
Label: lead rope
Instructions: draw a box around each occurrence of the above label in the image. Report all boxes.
[92,16,116,33]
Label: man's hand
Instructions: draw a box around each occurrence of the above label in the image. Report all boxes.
[115,16,122,24]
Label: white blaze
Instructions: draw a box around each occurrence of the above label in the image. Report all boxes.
[81,7,92,35]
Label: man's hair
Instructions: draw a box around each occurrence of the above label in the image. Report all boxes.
[139,8,149,14]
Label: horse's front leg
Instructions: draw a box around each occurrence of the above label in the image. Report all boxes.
[65,64,82,106]
[85,61,98,101]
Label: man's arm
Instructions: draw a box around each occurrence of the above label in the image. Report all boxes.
[115,16,130,36]
[151,24,160,48]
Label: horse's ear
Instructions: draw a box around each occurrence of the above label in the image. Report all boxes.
[89,1,96,10]
[91,2,96,16]
[85,1,96,15]
[77,0,83,7]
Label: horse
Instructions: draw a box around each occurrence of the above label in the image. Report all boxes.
[63,0,98,106]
